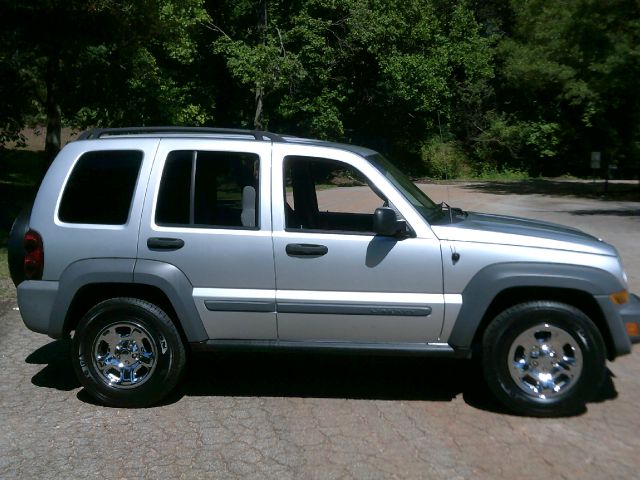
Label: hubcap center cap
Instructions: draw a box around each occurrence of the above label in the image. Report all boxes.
[115,340,140,364]
[530,345,556,371]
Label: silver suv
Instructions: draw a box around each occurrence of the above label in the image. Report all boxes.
[9,127,640,415]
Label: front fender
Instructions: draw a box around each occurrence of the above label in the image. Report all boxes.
[448,262,630,355]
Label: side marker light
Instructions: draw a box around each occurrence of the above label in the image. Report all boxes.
[610,290,629,305]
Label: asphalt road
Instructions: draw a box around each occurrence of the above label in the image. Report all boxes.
[1,181,639,479]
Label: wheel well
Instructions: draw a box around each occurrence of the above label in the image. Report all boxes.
[471,287,615,360]
[63,283,188,343]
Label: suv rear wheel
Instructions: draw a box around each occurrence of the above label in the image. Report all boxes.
[482,301,606,417]
[72,298,186,407]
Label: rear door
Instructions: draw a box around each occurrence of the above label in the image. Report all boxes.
[138,139,276,339]
[272,144,445,344]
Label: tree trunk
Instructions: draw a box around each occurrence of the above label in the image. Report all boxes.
[44,56,61,168]
[253,0,267,131]
[254,86,264,130]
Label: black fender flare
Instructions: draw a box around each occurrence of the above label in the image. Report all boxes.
[448,262,628,352]
[51,258,207,342]
[133,259,208,342]
[51,258,136,337]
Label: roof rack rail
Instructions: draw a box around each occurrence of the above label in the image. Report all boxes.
[77,127,286,142]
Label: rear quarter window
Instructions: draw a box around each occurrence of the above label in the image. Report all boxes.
[58,150,143,225]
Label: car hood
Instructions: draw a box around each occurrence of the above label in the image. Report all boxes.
[431,212,617,256]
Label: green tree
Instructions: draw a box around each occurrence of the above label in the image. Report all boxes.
[491,0,640,175]
[206,0,353,137]
[0,0,210,163]
[207,0,494,170]
[207,0,305,130]
[340,0,495,170]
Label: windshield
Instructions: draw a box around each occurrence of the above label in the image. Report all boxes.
[368,153,442,222]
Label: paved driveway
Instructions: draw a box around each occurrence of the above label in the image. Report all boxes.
[1,182,639,479]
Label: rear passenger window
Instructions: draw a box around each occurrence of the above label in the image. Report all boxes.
[59,150,142,225]
[155,151,259,229]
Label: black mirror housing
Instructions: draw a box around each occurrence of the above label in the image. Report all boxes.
[373,207,406,236]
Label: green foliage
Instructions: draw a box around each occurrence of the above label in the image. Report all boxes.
[206,0,351,134]
[421,138,471,179]
[473,164,529,181]
[0,0,639,177]
[472,112,560,173]
[347,0,495,156]
[0,149,45,186]
[0,149,42,293]
[0,0,212,144]
[493,0,640,175]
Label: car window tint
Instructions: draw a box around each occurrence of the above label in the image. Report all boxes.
[155,150,192,225]
[58,150,143,225]
[156,150,259,228]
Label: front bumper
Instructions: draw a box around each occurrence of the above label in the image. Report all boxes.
[621,293,640,344]
[595,292,640,358]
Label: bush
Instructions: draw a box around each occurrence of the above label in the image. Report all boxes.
[472,112,560,175]
[421,138,471,179]
[473,164,529,181]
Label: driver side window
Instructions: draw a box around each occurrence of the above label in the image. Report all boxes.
[283,156,388,234]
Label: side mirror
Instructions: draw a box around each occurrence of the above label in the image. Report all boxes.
[373,207,407,237]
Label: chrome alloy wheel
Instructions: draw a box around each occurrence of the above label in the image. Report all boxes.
[91,322,158,388]
[508,323,583,400]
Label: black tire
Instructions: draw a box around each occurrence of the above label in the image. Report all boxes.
[482,301,606,417]
[72,298,186,407]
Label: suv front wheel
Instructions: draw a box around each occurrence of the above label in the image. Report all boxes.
[482,301,606,417]
[72,298,186,407]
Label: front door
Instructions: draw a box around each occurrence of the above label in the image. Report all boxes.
[271,144,444,344]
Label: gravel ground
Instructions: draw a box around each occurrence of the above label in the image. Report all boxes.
[1,181,638,479]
